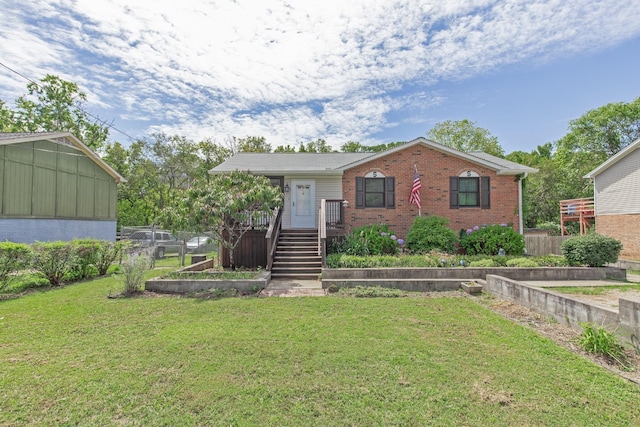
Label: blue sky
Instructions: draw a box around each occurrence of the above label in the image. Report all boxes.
[1,0,639,154]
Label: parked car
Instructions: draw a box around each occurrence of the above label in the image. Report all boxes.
[186,236,216,253]
[127,230,186,259]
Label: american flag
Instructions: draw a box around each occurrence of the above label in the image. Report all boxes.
[409,165,421,208]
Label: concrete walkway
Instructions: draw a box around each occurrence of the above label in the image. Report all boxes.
[259,279,326,297]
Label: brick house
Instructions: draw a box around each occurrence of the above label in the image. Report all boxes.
[585,137,640,260]
[211,138,537,276]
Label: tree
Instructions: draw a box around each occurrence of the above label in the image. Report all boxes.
[340,141,405,153]
[230,136,272,153]
[1,75,110,150]
[274,144,297,153]
[553,97,640,201]
[299,138,334,153]
[196,139,231,182]
[168,171,283,269]
[426,119,504,157]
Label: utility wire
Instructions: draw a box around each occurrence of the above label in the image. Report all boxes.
[0,61,138,142]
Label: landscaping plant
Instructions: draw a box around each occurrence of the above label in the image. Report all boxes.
[120,251,153,296]
[405,215,458,254]
[561,233,623,267]
[31,241,76,286]
[578,322,630,369]
[460,224,525,256]
[332,224,400,256]
[0,242,33,291]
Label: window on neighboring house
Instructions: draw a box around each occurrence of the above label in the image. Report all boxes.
[450,175,490,209]
[356,175,395,209]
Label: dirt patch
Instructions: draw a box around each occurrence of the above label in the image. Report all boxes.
[555,289,640,309]
[475,295,640,385]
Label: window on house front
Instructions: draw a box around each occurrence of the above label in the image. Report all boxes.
[356,176,395,209]
[365,178,385,207]
[266,176,284,192]
[458,177,479,207]
[450,175,490,209]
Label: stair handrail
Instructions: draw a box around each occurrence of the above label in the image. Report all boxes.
[319,199,327,265]
[265,206,283,271]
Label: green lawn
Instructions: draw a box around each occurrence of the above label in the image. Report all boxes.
[2,273,639,426]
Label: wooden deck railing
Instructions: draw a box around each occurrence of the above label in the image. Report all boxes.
[265,207,283,271]
[560,197,595,236]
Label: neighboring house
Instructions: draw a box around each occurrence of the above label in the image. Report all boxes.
[585,138,640,260]
[211,137,537,239]
[0,132,125,243]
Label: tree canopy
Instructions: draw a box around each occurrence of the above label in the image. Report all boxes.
[426,119,504,157]
[0,75,110,150]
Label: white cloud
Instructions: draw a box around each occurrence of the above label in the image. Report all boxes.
[0,0,639,149]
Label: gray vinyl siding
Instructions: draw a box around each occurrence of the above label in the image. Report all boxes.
[594,147,640,215]
[282,175,343,229]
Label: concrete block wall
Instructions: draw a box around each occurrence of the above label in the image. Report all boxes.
[484,274,640,348]
[596,214,640,260]
[0,218,117,243]
[341,144,520,239]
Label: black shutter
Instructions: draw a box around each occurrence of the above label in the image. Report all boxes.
[386,177,395,209]
[450,177,459,209]
[481,176,490,209]
[356,177,364,209]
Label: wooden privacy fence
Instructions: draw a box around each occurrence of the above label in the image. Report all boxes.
[524,235,569,256]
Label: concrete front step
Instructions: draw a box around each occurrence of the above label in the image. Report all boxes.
[271,272,322,280]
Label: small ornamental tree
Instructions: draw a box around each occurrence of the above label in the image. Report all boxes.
[168,171,283,269]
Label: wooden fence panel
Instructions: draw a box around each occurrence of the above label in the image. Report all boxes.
[221,229,267,269]
[524,235,569,256]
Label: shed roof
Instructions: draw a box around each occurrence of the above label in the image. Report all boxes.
[584,137,640,178]
[0,132,126,183]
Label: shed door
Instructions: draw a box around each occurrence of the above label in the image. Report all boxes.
[291,180,315,228]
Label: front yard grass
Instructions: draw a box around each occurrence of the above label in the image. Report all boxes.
[2,273,640,426]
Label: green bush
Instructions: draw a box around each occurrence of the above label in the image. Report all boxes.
[578,323,629,369]
[0,242,33,291]
[95,241,128,276]
[536,222,561,236]
[66,239,103,281]
[468,259,498,267]
[505,258,540,267]
[560,233,623,267]
[405,215,459,254]
[534,256,570,267]
[333,224,400,256]
[32,241,76,286]
[460,224,525,256]
[120,253,152,296]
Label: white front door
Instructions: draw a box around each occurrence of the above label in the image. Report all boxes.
[291,180,315,228]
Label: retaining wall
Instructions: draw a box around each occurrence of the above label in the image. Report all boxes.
[484,275,640,348]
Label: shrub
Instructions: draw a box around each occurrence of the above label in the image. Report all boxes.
[505,258,540,267]
[561,233,623,267]
[468,259,497,267]
[31,241,76,286]
[0,242,33,291]
[66,239,103,281]
[460,224,525,256]
[405,215,459,254]
[578,323,629,369]
[536,222,561,236]
[95,241,128,276]
[335,224,400,256]
[120,252,152,296]
[535,256,570,267]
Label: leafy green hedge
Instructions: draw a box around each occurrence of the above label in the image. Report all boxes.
[330,224,401,256]
[325,253,565,268]
[0,242,33,291]
[405,215,458,254]
[561,233,623,267]
[460,224,525,256]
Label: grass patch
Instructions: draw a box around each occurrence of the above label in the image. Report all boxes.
[552,284,640,295]
[1,275,640,425]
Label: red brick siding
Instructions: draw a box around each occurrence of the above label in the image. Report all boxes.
[342,145,520,239]
[596,214,640,260]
